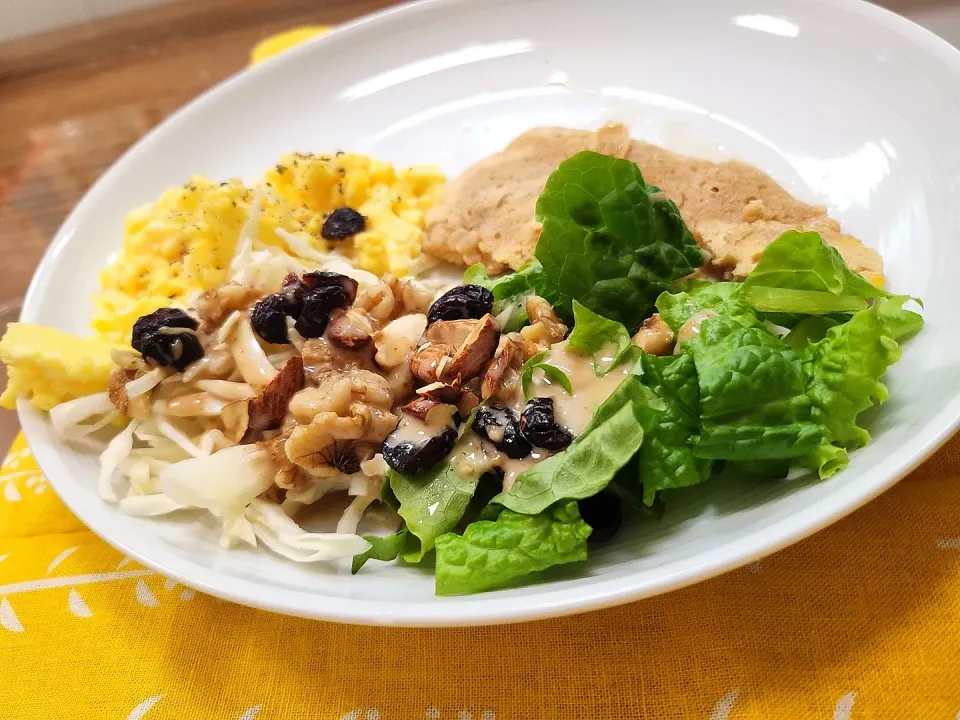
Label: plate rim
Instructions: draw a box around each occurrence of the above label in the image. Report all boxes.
[16,0,960,626]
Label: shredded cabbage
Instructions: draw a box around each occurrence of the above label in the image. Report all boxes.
[118,494,182,516]
[158,445,274,513]
[50,392,118,445]
[245,499,370,562]
[231,319,279,387]
[336,494,376,535]
[98,419,140,502]
[125,367,165,398]
[155,417,204,458]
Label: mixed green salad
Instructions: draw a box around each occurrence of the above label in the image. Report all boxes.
[353,151,924,595]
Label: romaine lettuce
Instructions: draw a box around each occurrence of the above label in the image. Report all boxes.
[463,261,544,333]
[685,316,823,460]
[656,281,760,331]
[351,527,408,574]
[389,463,479,562]
[635,353,711,504]
[534,151,704,331]
[493,401,646,514]
[434,501,590,595]
[566,301,635,375]
[741,231,888,314]
[804,295,923,455]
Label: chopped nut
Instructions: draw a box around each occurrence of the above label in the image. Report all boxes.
[107,367,151,419]
[401,396,444,420]
[355,280,397,323]
[373,313,428,369]
[409,342,456,384]
[632,314,676,356]
[260,418,304,490]
[245,356,305,439]
[457,391,481,416]
[440,313,500,383]
[481,334,535,400]
[523,295,568,344]
[285,369,397,477]
[416,379,462,403]
[399,278,436,315]
[425,319,476,347]
[196,283,260,329]
[327,308,374,349]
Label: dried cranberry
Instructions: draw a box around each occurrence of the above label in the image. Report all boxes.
[519,397,573,450]
[294,285,347,338]
[298,270,358,306]
[251,294,297,344]
[473,406,531,459]
[131,308,204,371]
[382,425,458,476]
[321,207,366,240]
[427,285,494,324]
[578,491,622,544]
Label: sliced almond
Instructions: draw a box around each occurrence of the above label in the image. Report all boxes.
[400,396,444,420]
[416,380,462,404]
[409,342,456,383]
[242,355,305,442]
[440,314,500,383]
[425,319,477,348]
[481,335,532,400]
[327,308,374,349]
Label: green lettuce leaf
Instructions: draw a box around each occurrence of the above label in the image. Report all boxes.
[520,351,573,399]
[494,402,646,514]
[635,353,711,504]
[434,501,591,595]
[685,316,823,460]
[463,262,545,333]
[741,231,888,314]
[534,150,704,332]
[351,527,409,574]
[566,301,634,375]
[783,315,840,352]
[389,461,479,562]
[656,281,760,332]
[804,295,923,453]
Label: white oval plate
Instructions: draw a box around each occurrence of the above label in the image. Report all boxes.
[18,0,960,626]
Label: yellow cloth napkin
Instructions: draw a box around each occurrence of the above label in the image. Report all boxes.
[2,427,960,719]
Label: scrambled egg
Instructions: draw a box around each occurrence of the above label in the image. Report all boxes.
[0,324,120,410]
[265,153,445,277]
[92,154,444,344]
[2,152,445,408]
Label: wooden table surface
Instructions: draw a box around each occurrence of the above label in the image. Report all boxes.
[0,0,397,452]
[0,0,949,454]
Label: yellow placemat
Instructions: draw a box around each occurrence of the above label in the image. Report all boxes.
[2,427,960,719]
[3,28,960,719]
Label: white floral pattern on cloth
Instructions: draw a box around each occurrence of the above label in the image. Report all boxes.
[3,427,960,719]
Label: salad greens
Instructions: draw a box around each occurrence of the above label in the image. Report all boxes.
[434,502,591,596]
[634,353,711,505]
[741,231,889,314]
[566,301,635,375]
[350,150,923,596]
[520,351,573,399]
[389,461,479,562]
[494,402,647,514]
[351,527,408,574]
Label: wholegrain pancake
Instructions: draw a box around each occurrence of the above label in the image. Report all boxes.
[423,124,883,285]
